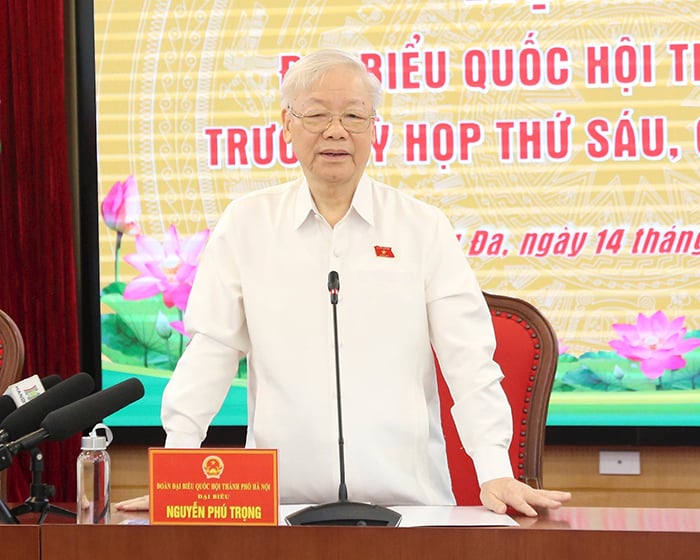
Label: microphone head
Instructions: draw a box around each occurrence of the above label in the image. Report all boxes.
[328,271,340,304]
[0,374,64,424]
[0,397,16,424]
[42,377,145,441]
[0,372,95,440]
[328,270,340,292]
[41,374,63,390]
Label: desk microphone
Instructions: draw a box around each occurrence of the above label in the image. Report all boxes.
[285,271,401,527]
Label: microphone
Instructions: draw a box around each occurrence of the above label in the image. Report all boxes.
[0,377,144,470]
[285,271,401,527]
[0,399,14,425]
[43,377,144,441]
[0,374,62,423]
[328,270,339,304]
[0,373,95,444]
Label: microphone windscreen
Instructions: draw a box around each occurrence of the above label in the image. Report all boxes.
[0,397,16,424]
[0,374,64,424]
[42,377,144,441]
[0,372,95,440]
[41,374,63,390]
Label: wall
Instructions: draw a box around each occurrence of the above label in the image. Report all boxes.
[110,445,700,508]
[543,446,700,508]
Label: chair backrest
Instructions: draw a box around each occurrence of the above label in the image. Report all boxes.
[0,309,25,502]
[0,309,25,394]
[436,291,558,505]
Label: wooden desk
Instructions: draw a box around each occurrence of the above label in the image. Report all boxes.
[33,507,700,560]
[0,524,40,558]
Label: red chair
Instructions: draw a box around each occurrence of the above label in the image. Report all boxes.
[0,308,25,501]
[0,308,24,396]
[436,291,558,505]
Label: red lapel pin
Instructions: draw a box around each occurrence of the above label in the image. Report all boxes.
[374,245,395,258]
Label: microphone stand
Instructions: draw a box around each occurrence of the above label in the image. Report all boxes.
[11,446,76,524]
[285,271,401,527]
[0,499,18,524]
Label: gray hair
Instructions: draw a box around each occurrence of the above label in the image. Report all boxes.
[280,48,383,111]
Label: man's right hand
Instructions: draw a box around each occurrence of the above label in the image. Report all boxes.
[114,494,150,511]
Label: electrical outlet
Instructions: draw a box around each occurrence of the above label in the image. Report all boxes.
[599,450,641,475]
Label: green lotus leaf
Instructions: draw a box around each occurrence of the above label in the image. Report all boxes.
[100,292,186,369]
[101,313,172,369]
[558,366,609,391]
[101,281,126,296]
[553,355,584,391]
[575,351,656,391]
[660,346,700,389]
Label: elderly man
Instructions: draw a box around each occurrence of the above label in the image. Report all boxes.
[118,48,570,516]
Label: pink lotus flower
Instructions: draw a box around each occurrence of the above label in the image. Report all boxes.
[123,225,210,311]
[101,175,142,282]
[101,175,141,235]
[609,311,700,379]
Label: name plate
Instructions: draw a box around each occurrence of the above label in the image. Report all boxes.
[149,448,278,525]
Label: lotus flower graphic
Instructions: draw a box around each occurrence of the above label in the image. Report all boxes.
[609,310,700,379]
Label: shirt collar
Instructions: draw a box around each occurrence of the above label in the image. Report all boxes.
[350,174,374,226]
[293,178,316,229]
[292,174,374,229]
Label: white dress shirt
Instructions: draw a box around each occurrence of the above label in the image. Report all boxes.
[161,174,513,505]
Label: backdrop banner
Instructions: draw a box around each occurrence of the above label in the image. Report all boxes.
[93,0,700,429]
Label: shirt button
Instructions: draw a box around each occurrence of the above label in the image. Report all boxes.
[333,248,341,257]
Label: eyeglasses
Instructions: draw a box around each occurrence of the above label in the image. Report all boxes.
[288,107,376,134]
